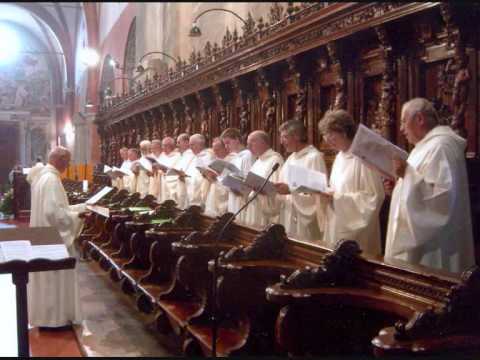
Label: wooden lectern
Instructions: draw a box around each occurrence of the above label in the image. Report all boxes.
[0,227,76,358]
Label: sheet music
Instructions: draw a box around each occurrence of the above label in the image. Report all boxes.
[86,204,110,217]
[220,174,251,195]
[137,157,153,173]
[208,159,241,175]
[245,171,277,196]
[31,245,69,261]
[112,166,132,177]
[0,241,32,262]
[165,168,189,177]
[22,168,31,175]
[103,165,112,173]
[285,164,328,194]
[86,186,113,205]
[350,124,409,179]
[145,156,169,171]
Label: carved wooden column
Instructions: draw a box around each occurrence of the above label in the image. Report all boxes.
[375,25,397,141]
[150,108,163,139]
[170,101,185,138]
[196,90,213,144]
[182,96,195,135]
[256,67,277,146]
[326,41,347,111]
[161,104,173,138]
[231,76,252,144]
[212,83,231,133]
[439,3,470,138]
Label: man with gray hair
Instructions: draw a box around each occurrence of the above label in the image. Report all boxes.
[132,139,152,197]
[274,120,327,242]
[26,146,85,328]
[384,97,475,273]
[244,130,284,229]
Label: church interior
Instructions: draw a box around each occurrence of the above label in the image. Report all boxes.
[0,2,480,357]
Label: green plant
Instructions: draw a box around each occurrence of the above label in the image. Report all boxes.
[0,189,14,215]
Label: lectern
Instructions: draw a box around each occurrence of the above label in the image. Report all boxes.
[0,227,76,357]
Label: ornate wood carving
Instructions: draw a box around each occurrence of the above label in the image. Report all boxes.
[279,240,361,289]
[326,41,346,111]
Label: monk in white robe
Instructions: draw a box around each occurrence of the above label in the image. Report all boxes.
[204,137,234,216]
[133,140,152,197]
[384,98,475,273]
[147,139,163,198]
[124,148,140,193]
[221,128,255,224]
[26,147,85,327]
[157,137,180,203]
[317,110,385,256]
[185,134,215,207]
[165,133,195,209]
[244,131,284,229]
[111,147,129,189]
[274,120,327,243]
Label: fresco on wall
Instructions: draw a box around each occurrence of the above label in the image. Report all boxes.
[0,54,52,115]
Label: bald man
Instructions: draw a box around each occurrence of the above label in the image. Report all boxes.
[165,133,195,208]
[384,98,475,273]
[204,137,235,216]
[184,133,215,208]
[147,139,163,198]
[26,146,84,328]
[244,130,284,229]
[157,137,180,203]
[132,140,152,198]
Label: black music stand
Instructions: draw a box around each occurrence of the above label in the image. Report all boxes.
[0,227,76,357]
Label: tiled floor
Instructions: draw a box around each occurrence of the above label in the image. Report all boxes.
[0,219,82,357]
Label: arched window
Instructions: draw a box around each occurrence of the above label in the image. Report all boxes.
[100,54,115,100]
[123,18,136,92]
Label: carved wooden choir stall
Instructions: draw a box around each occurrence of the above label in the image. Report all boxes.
[82,2,480,358]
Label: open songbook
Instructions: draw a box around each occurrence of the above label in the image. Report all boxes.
[0,240,69,262]
[220,170,277,196]
[165,168,189,177]
[86,186,114,205]
[350,123,408,179]
[132,157,153,173]
[104,165,132,178]
[145,156,170,172]
[285,164,328,194]
[196,158,242,179]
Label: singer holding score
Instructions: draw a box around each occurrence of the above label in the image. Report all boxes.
[243,130,284,229]
[317,110,385,256]
[274,120,327,242]
[384,98,475,273]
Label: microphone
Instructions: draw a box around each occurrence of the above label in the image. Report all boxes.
[210,161,280,357]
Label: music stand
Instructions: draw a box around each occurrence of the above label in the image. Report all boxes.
[0,227,76,358]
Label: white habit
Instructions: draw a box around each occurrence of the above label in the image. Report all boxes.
[148,154,162,199]
[165,149,195,209]
[185,149,215,208]
[244,149,284,230]
[26,163,84,327]
[204,153,236,217]
[135,156,151,198]
[385,126,475,273]
[278,145,327,242]
[321,151,385,256]
[157,151,180,203]
[227,149,255,224]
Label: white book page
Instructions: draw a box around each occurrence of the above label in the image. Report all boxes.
[103,165,112,173]
[220,174,251,195]
[208,159,240,175]
[0,241,32,262]
[86,204,110,217]
[22,168,31,175]
[245,171,277,196]
[31,245,69,260]
[86,186,113,205]
[286,164,328,194]
[350,124,408,179]
[138,157,153,173]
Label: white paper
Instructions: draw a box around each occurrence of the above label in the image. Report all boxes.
[86,186,113,205]
[286,164,328,194]
[165,168,188,177]
[220,174,251,195]
[245,171,277,196]
[103,165,112,173]
[86,204,110,217]
[146,156,169,171]
[112,166,132,177]
[82,180,89,192]
[208,159,241,175]
[31,244,69,260]
[22,168,31,175]
[135,157,153,173]
[0,241,32,262]
[350,124,409,179]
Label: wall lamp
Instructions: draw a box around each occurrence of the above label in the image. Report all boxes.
[104,76,139,97]
[136,51,179,73]
[189,8,247,37]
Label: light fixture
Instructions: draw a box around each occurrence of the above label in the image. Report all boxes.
[80,47,99,66]
[109,58,118,68]
[189,8,247,38]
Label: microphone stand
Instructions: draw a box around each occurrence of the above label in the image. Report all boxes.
[210,163,279,357]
